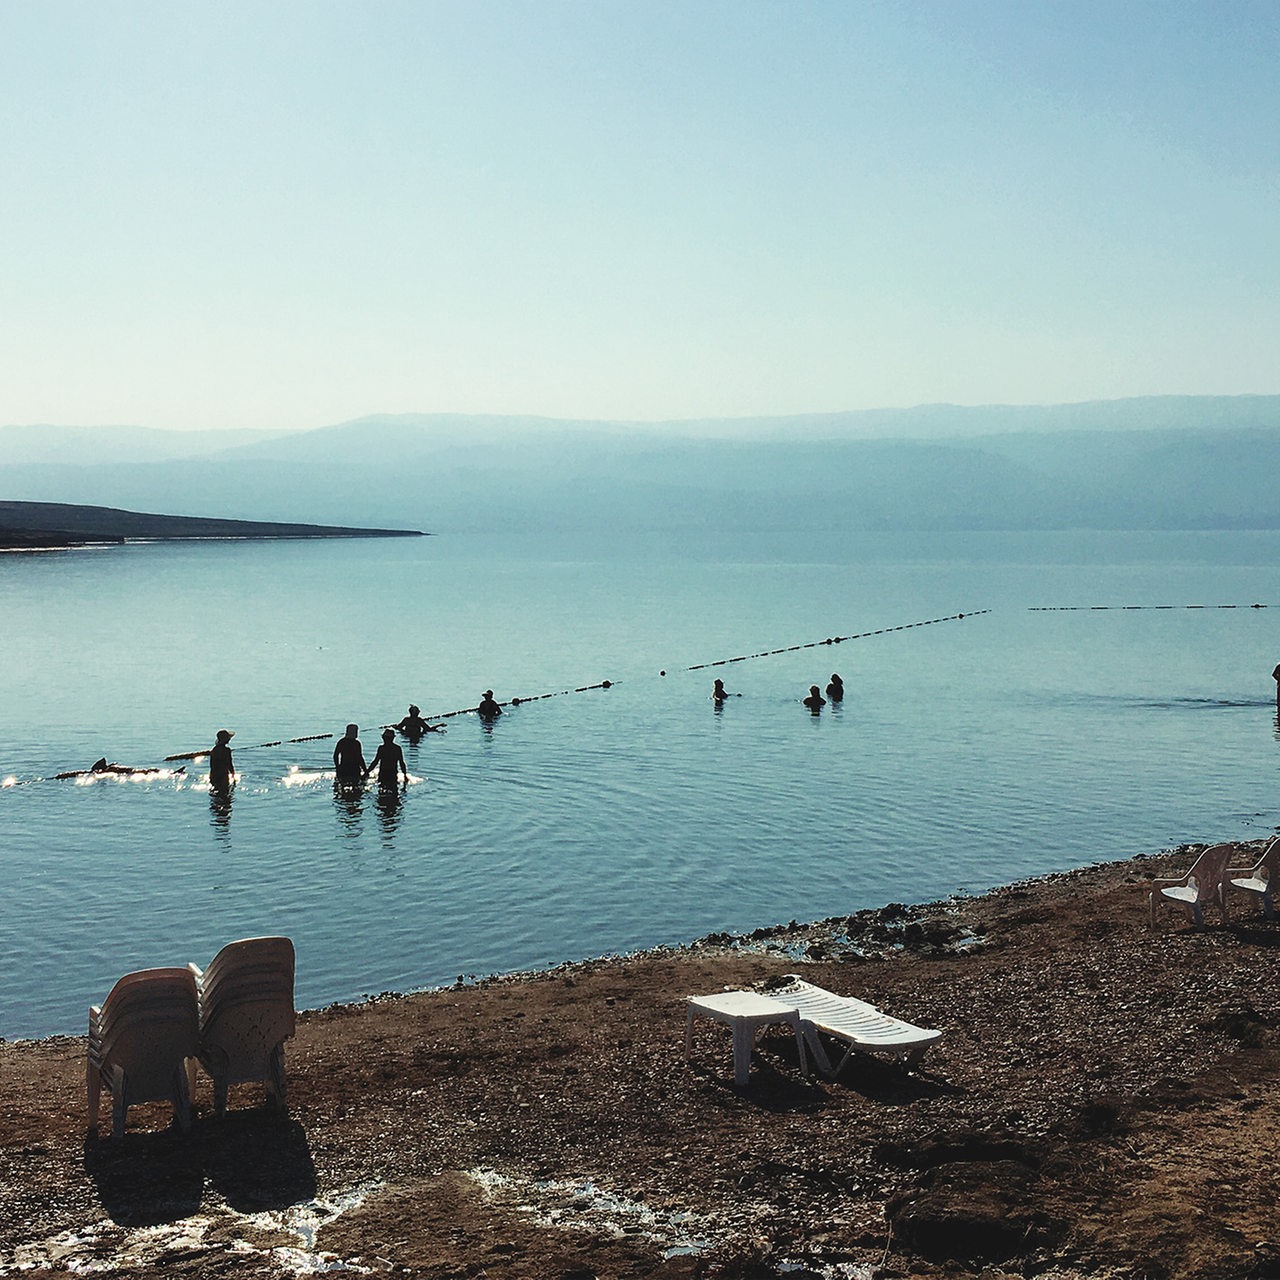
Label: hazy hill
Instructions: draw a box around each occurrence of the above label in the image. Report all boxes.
[1,396,1278,533]
[0,424,286,466]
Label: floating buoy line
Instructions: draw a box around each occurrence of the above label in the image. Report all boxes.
[1028,604,1270,611]
[20,599,1267,786]
[684,610,987,671]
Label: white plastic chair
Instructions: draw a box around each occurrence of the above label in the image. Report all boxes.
[87,967,200,1139]
[190,937,296,1114]
[1227,836,1280,920]
[1149,843,1234,928]
[769,975,942,1076]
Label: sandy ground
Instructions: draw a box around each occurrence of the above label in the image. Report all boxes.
[4,843,1280,1279]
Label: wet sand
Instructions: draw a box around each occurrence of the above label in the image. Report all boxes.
[3,844,1280,1279]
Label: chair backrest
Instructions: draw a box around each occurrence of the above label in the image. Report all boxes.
[200,937,294,995]
[95,967,200,1099]
[198,938,295,1073]
[1185,843,1234,902]
[1247,835,1280,881]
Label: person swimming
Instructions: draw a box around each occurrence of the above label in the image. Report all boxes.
[54,758,184,779]
[333,724,366,785]
[365,728,409,790]
[802,685,826,711]
[477,690,502,720]
[396,704,442,737]
[826,673,844,702]
[712,678,730,703]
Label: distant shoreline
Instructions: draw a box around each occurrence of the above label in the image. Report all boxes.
[0,500,425,550]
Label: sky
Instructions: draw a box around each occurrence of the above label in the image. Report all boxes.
[1,1,1277,433]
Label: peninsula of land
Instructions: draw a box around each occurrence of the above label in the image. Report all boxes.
[0,500,424,550]
[3,845,1279,1279]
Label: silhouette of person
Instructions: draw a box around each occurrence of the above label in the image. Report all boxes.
[365,728,409,790]
[1273,663,1280,706]
[54,758,182,778]
[712,679,730,703]
[209,729,235,791]
[803,685,826,712]
[826,673,844,702]
[396,704,441,737]
[477,690,502,720]
[333,724,366,786]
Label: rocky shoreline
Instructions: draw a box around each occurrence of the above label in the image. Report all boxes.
[4,844,1280,1278]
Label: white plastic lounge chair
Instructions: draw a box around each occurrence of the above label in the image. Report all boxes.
[769,975,942,1076]
[87,966,200,1139]
[190,936,296,1114]
[1227,835,1280,919]
[1148,843,1234,928]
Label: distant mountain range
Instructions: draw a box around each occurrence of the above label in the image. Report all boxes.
[2,395,1278,533]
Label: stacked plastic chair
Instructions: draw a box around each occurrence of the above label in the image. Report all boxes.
[190,936,296,1114]
[87,967,201,1139]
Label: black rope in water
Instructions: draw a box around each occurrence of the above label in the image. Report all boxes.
[683,610,989,671]
[1028,604,1270,611]
[405,679,616,723]
[161,681,618,761]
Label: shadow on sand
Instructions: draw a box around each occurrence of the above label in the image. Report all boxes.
[85,1110,317,1227]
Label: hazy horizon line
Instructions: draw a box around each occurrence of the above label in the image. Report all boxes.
[5,390,1280,438]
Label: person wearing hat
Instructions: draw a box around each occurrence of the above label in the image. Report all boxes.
[364,727,409,791]
[333,723,366,787]
[209,729,236,792]
[476,690,502,721]
[396,704,442,738]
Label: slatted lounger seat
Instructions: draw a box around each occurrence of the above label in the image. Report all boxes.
[770,975,942,1076]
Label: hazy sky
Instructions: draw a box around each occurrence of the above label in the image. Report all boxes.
[2,1,1277,432]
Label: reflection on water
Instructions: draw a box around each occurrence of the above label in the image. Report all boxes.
[4,529,1280,1038]
[333,783,365,835]
[209,785,233,837]
[375,786,406,841]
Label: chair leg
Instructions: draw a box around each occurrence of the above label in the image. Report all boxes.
[268,1043,287,1111]
[173,1064,193,1133]
[111,1067,127,1141]
[801,1023,834,1078]
[87,1062,101,1136]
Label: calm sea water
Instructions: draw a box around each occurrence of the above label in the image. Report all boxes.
[2,529,1278,1038]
